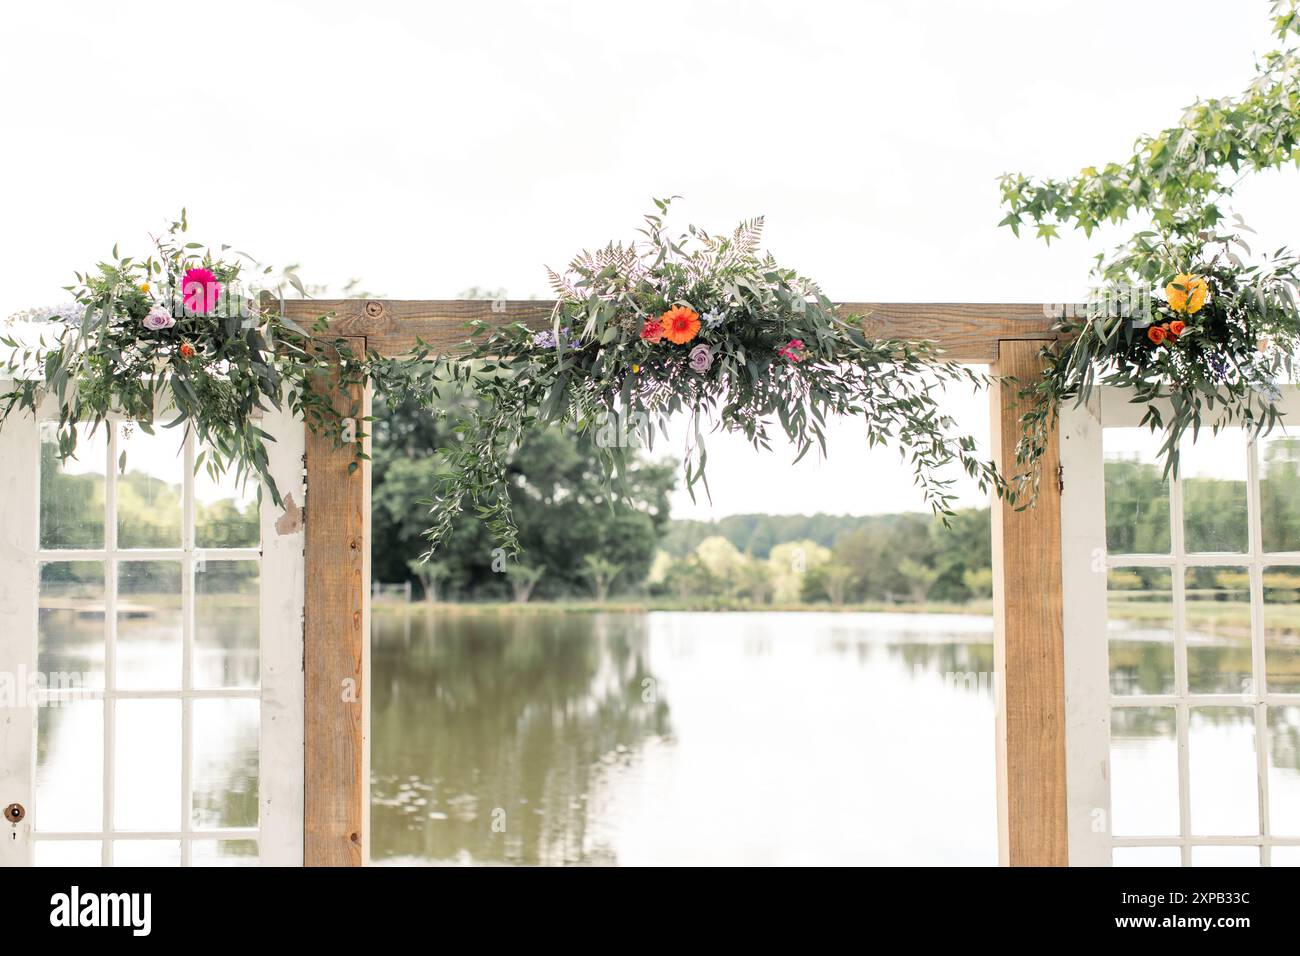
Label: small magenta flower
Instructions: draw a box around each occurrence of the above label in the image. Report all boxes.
[142,304,176,331]
[181,267,221,315]
[688,343,713,373]
[779,338,808,362]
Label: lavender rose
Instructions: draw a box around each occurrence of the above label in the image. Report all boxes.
[142,304,176,331]
[688,343,713,373]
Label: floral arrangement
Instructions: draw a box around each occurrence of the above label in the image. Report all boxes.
[425,199,1005,555]
[999,1,1300,488]
[0,212,412,504]
[1010,245,1300,484]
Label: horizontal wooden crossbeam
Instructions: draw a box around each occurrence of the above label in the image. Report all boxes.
[281,299,1059,363]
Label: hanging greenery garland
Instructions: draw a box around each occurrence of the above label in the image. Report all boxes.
[0,203,1006,557]
[421,199,1005,556]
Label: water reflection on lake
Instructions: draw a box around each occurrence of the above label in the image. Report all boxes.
[370,609,998,866]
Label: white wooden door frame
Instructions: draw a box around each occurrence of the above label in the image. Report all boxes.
[0,393,304,866]
[1062,385,1300,866]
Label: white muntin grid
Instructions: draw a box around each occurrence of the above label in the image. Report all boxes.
[1107,442,1300,866]
[1062,386,1300,867]
[33,419,262,866]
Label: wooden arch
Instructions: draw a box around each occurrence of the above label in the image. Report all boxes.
[292,299,1067,867]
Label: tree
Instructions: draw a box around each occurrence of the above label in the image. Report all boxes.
[505,565,544,603]
[694,536,746,593]
[820,564,853,606]
[897,557,940,603]
[767,540,831,603]
[962,567,993,599]
[408,559,451,603]
[579,556,620,603]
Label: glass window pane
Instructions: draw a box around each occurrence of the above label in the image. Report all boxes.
[40,421,106,549]
[113,840,181,866]
[1263,567,1300,693]
[115,422,184,549]
[1104,428,1170,554]
[1191,845,1260,866]
[192,698,259,829]
[195,561,259,689]
[1189,706,1258,836]
[34,841,101,866]
[1267,706,1300,836]
[1110,706,1179,836]
[1260,434,1300,552]
[195,459,259,548]
[36,698,102,832]
[191,839,259,866]
[1182,429,1248,553]
[1272,846,1300,865]
[39,561,104,689]
[116,561,182,690]
[1108,568,1174,695]
[114,699,181,832]
[1185,566,1253,695]
[1112,846,1181,866]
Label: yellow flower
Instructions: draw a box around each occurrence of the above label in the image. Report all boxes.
[631,364,641,373]
[139,282,150,294]
[1165,273,1208,315]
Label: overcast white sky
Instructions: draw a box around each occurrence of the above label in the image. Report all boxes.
[3,1,1298,518]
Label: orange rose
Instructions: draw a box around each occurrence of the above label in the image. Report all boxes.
[1166,273,1208,315]
[1168,320,1185,338]
[660,306,701,345]
[179,342,196,359]
[1147,325,1166,345]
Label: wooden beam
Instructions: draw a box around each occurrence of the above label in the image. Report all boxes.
[303,336,371,866]
[281,299,1058,362]
[989,339,1068,866]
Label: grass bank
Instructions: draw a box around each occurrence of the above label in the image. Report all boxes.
[373,598,995,616]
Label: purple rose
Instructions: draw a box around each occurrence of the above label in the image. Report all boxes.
[688,343,713,373]
[142,304,176,331]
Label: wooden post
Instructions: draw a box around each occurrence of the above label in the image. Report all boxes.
[989,339,1068,866]
[303,337,371,866]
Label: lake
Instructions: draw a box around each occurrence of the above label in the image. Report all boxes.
[370,608,999,866]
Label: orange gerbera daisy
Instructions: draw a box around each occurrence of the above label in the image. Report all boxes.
[660,306,701,345]
[1165,273,1208,315]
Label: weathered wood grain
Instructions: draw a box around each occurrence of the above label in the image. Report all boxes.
[280,299,1058,362]
[989,339,1069,866]
[303,335,370,867]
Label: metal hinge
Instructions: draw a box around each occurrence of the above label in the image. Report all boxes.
[1057,464,1064,493]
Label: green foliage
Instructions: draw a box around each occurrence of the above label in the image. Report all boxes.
[423,201,1004,556]
[1,214,434,507]
[999,3,1300,491]
[371,386,676,600]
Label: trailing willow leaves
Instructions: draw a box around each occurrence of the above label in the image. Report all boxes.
[417,201,1008,558]
[0,217,436,507]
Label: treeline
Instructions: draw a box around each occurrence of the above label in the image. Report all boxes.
[652,510,992,605]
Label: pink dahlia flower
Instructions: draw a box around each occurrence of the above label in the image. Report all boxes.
[181,267,221,315]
